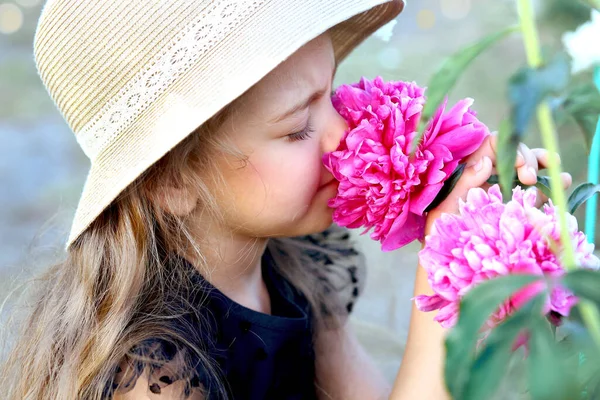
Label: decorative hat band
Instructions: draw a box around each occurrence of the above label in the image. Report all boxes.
[77,0,262,160]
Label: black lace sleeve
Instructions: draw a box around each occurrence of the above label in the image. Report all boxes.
[106,338,207,399]
[297,224,366,316]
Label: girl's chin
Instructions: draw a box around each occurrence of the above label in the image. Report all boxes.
[295,208,334,236]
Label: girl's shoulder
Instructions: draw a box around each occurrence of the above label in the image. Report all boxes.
[295,225,367,314]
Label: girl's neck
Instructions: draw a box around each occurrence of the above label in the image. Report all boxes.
[183,222,272,314]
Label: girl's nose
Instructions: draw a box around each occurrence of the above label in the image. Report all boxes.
[321,104,348,154]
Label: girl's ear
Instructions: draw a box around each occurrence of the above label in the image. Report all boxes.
[150,184,199,216]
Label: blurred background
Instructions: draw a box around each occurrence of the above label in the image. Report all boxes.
[0,0,597,395]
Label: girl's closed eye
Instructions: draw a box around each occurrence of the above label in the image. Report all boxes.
[286,121,315,142]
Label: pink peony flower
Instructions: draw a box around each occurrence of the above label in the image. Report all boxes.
[414,184,600,329]
[323,76,490,251]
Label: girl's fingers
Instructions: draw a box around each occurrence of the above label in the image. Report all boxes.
[560,171,573,189]
[531,148,561,170]
[464,134,497,167]
[516,142,538,186]
[435,136,569,216]
[464,136,531,181]
[534,172,572,208]
[434,156,494,215]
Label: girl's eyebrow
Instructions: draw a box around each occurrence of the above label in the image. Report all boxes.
[269,89,326,124]
[269,62,338,124]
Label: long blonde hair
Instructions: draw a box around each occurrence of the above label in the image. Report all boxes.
[0,98,356,399]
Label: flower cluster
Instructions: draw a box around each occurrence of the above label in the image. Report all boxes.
[323,77,489,251]
[414,184,600,329]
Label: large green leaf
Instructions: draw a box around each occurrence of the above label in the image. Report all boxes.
[498,54,570,201]
[528,305,579,400]
[559,84,600,153]
[573,113,600,155]
[410,26,518,154]
[508,54,571,138]
[423,26,519,121]
[444,274,541,398]
[559,320,600,391]
[563,269,600,304]
[567,183,600,214]
[561,85,600,116]
[462,295,543,400]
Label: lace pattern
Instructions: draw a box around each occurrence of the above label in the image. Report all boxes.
[295,224,366,315]
[77,0,265,160]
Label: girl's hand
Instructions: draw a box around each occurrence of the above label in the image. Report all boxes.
[424,134,572,236]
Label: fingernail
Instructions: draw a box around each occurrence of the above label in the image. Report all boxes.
[528,166,537,181]
[473,158,484,172]
[516,151,525,165]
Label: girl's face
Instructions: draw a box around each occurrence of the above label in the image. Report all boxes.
[202,32,347,238]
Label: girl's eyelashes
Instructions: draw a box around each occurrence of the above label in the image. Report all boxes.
[286,122,315,142]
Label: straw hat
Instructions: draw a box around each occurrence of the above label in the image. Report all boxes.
[33,0,405,250]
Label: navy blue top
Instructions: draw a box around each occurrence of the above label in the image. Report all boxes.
[188,247,318,399]
[107,227,363,399]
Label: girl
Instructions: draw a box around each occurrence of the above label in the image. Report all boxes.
[1,0,571,399]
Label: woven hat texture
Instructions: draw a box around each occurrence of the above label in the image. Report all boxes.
[33,0,405,249]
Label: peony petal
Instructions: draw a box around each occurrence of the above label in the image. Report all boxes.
[511,280,546,310]
[381,210,425,251]
[413,294,449,312]
[410,183,444,215]
[432,124,487,160]
[434,302,460,328]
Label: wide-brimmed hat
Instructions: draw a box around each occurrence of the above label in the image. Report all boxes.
[33,0,405,250]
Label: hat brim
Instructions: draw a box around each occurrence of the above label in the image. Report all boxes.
[66,0,405,249]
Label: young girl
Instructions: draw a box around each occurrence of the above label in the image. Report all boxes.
[1,0,571,399]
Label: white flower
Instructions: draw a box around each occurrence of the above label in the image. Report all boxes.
[562,10,600,74]
[373,19,397,43]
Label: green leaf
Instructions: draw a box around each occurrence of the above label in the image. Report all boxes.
[498,54,570,201]
[559,320,600,372]
[528,303,579,400]
[534,175,553,199]
[410,25,518,154]
[557,320,600,399]
[496,118,518,200]
[424,163,466,213]
[567,183,600,214]
[444,274,541,398]
[563,269,600,304]
[573,114,600,154]
[508,53,570,137]
[462,295,543,400]
[559,84,600,153]
[561,85,600,116]
[422,25,519,121]
[485,174,551,199]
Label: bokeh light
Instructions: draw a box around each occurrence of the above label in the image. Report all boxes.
[16,0,41,7]
[417,9,436,30]
[440,0,472,20]
[0,3,23,35]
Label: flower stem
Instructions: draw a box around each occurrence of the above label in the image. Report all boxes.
[517,0,600,349]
